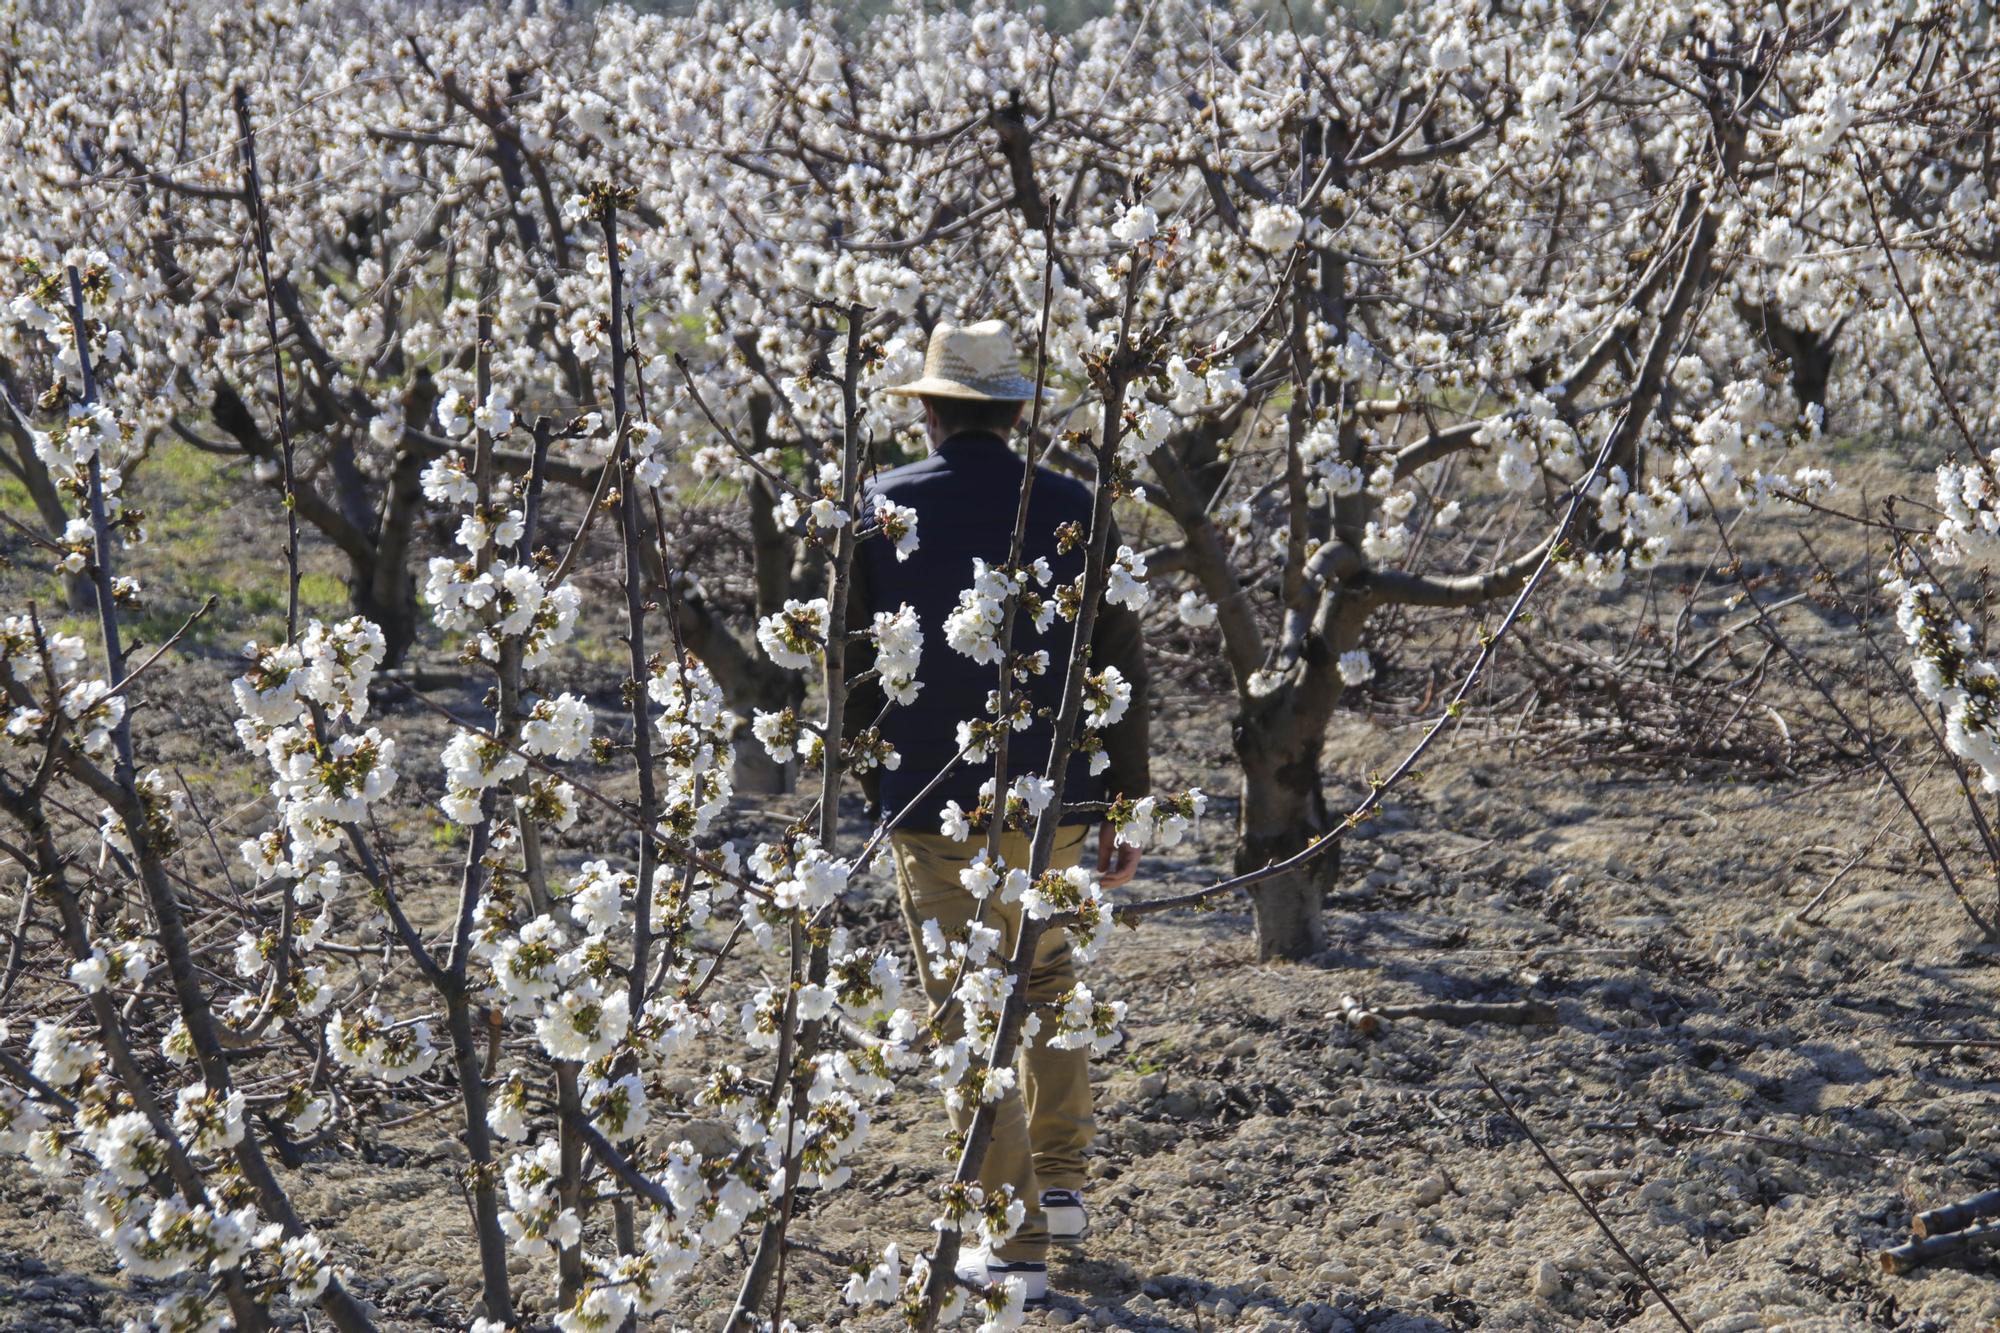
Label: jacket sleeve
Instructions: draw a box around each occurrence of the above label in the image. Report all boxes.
[1091,529,1151,805]
[840,523,886,811]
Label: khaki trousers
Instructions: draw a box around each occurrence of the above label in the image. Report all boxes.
[889,823,1096,1263]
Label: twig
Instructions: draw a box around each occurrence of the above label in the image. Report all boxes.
[378,678,769,903]
[1585,1117,1902,1166]
[1379,999,1557,1026]
[104,597,218,700]
[1684,470,2000,940]
[1796,838,1879,925]
[1474,1065,1695,1333]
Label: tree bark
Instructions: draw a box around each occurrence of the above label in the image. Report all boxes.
[1234,693,1338,961]
[356,444,426,664]
[360,381,437,669]
[0,373,93,610]
[1734,296,1840,422]
[636,536,800,795]
[349,543,422,669]
[734,469,801,794]
[355,447,427,668]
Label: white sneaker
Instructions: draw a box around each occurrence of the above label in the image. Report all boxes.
[1041,1188,1089,1243]
[952,1244,1048,1303]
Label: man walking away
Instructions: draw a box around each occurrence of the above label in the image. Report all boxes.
[844,319,1149,1302]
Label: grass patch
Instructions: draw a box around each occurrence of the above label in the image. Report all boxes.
[0,458,69,610]
[0,433,359,655]
[108,437,353,649]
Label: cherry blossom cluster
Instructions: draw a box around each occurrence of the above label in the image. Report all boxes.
[1892,577,2000,788]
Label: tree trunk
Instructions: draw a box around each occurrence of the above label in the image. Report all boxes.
[734,469,802,794]
[1735,297,1841,425]
[1234,705,1337,961]
[636,535,802,796]
[355,443,429,668]
[351,549,421,668]
[59,570,93,613]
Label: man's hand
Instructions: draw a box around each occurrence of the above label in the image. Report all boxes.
[1096,822,1140,889]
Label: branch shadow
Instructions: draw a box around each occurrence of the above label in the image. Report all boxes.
[0,1247,123,1329]
[1045,1254,1465,1331]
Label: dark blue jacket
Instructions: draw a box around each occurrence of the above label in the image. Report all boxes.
[844,430,1149,831]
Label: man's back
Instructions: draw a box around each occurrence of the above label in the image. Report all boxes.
[849,428,1132,829]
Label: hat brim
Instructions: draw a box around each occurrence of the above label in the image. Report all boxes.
[883,375,1047,401]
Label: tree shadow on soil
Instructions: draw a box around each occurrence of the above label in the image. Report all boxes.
[1049,1254,1460,1332]
[0,1247,122,1329]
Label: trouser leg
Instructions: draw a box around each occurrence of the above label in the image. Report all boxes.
[891,831,1048,1262]
[1017,824,1095,1193]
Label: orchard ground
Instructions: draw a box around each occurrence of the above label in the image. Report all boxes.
[2,440,1997,1332]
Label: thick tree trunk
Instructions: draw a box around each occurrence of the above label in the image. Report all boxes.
[746,472,792,619]
[355,443,429,668]
[1234,706,1337,961]
[637,536,801,796]
[351,549,421,668]
[1735,297,1839,423]
[58,570,93,613]
[734,470,802,794]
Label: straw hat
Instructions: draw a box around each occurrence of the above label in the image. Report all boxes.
[884,319,1042,401]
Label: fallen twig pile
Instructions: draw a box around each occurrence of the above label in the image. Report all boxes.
[1880,1190,2000,1273]
[1470,625,1853,779]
